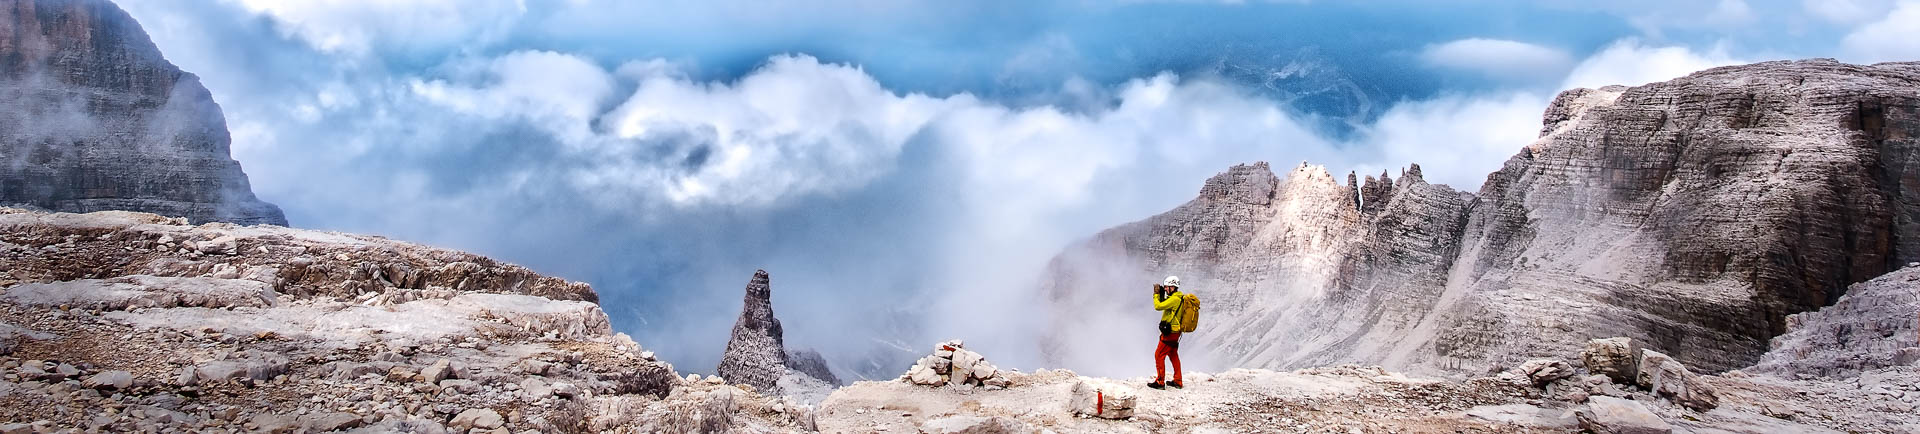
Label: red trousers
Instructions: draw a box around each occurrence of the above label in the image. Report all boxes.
[1155,332,1182,383]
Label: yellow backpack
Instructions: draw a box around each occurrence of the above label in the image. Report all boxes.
[1177,293,1200,333]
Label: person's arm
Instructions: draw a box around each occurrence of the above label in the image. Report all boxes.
[1153,292,1181,311]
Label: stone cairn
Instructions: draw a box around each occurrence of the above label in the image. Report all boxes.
[899,340,1012,389]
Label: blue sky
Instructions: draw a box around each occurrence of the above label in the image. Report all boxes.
[119,0,1919,378]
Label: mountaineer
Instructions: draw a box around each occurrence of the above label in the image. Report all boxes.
[1150,275,1199,390]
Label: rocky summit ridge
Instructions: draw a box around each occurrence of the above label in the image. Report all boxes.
[1043,59,1920,377]
[0,0,286,226]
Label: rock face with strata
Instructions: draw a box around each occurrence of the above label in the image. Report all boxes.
[1043,59,1920,376]
[716,270,839,396]
[0,0,285,226]
[1753,263,1920,378]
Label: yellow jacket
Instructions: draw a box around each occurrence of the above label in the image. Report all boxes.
[1153,291,1184,326]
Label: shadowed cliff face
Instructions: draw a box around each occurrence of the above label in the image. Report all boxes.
[0,0,285,226]
[1043,59,1920,377]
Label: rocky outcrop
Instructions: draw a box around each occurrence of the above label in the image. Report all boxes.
[899,340,1013,389]
[1043,59,1920,376]
[785,348,840,386]
[1432,59,1920,373]
[0,208,823,432]
[1753,263,1920,378]
[0,208,595,303]
[0,0,285,226]
[1041,161,1475,373]
[717,270,788,392]
[716,270,839,396]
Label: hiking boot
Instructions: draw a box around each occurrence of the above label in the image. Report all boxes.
[1169,380,1184,389]
[1147,382,1165,390]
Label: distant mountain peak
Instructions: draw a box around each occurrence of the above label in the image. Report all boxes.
[1043,59,1920,376]
[0,0,286,226]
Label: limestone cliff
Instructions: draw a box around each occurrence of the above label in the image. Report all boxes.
[1043,59,1920,376]
[0,0,286,226]
[1752,264,1920,378]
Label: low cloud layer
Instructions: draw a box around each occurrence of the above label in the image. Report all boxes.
[1420,39,1573,82]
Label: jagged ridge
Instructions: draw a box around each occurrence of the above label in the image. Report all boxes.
[1043,59,1920,376]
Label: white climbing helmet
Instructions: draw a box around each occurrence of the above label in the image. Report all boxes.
[1162,275,1181,288]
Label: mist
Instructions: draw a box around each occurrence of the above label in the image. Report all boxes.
[106,0,1886,383]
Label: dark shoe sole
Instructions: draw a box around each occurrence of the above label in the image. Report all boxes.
[1169,382,1184,389]
[1147,383,1165,389]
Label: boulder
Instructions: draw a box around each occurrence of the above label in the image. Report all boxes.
[82,370,133,390]
[1515,359,1576,386]
[301,412,363,432]
[421,359,454,383]
[1466,404,1579,430]
[929,353,953,375]
[196,363,248,384]
[1068,378,1135,419]
[970,361,998,382]
[907,363,946,387]
[197,236,238,255]
[1582,338,1641,385]
[919,415,1032,434]
[1579,374,1630,398]
[438,379,480,394]
[15,363,50,381]
[520,377,554,399]
[325,362,389,381]
[1577,396,1672,434]
[387,366,418,383]
[950,350,984,384]
[1636,350,1719,411]
[249,413,300,434]
[449,408,504,430]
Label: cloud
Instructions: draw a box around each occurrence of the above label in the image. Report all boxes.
[1840,1,1920,63]
[411,51,617,145]
[410,54,955,209]
[1803,0,1895,24]
[226,0,528,56]
[1360,92,1551,190]
[1419,38,1573,82]
[1704,0,1757,28]
[1561,40,1744,89]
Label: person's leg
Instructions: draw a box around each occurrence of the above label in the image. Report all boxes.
[1170,334,1184,384]
[1153,339,1169,384]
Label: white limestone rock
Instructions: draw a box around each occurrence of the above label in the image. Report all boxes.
[1577,396,1673,434]
[1068,378,1136,419]
[1636,350,1719,411]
